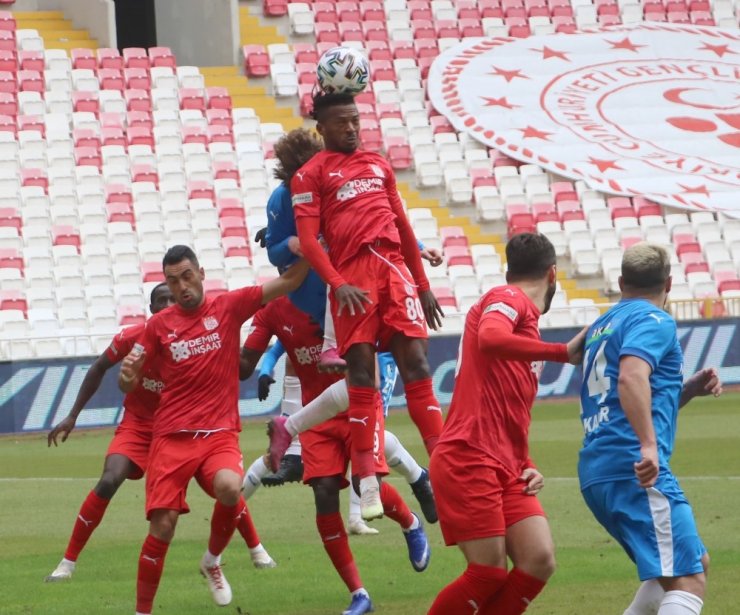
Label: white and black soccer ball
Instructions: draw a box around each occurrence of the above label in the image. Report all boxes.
[316,46,370,95]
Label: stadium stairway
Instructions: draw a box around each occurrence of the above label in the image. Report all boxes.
[13,10,97,51]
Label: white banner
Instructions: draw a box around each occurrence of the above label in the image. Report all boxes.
[428,24,740,218]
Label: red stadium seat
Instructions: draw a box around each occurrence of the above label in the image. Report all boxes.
[243,44,270,77]
[132,164,158,185]
[362,20,388,41]
[508,213,536,236]
[123,47,150,69]
[182,125,208,146]
[127,110,153,131]
[367,40,392,61]
[0,11,15,31]
[73,91,100,114]
[440,226,470,248]
[204,279,228,298]
[127,125,155,147]
[719,279,740,294]
[360,127,383,152]
[206,108,232,129]
[337,1,362,21]
[148,46,177,68]
[74,147,102,169]
[220,216,249,240]
[0,49,14,73]
[117,304,146,326]
[105,183,133,206]
[0,70,16,93]
[19,50,42,71]
[684,262,709,274]
[125,89,152,113]
[52,225,81,250]
[102,126,126,147]
[263,0,288,16]
[17,114,44,135]
[387,140,412,170]
[71,48,96,70]
[207,124,232,145]
[179,88,206,111]
[214,161,239,183]
[222,236,251,258]
[0,113,14,133]
[141,261,165,283]
[206,87,232,110]
[124,68,151,90]
[217,198,245,220]
[0,289,27,314]
[188,181,215,201]
[677,242,702,258]
[339,21,364,42]
[21,168,47,191]
[0,91,16,116]
[313,2,337,22]
[0,247,23,270]
[315,22,341,44]
[73,128,101,149]
[0,208,20,231]
[361,1,385,20]
[97,47,124,70]
[99,68,125,91]
[106,202,135,225]
[433,287,458,309]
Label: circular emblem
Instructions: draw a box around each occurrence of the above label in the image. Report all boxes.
[428,24,740,216]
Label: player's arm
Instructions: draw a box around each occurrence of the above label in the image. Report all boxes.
[478,307,584,364]
[679,367,723,408]
[240,347,264,381]
[261,258,311,304]
[47,353,114,447]
[255,340,285,400]
[119,347,147,393]
[266,186,301,268]
[387,183,445,329]
[617,355,659,488]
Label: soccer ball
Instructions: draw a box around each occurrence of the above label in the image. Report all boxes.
[316,46,370,95]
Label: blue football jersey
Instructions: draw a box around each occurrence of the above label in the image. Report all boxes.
[578,299,684,489]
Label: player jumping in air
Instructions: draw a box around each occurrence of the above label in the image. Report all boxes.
[289,92,445,521]
[45,284,276,582]
[578,243,722,615]
[428,233,586,615]
[119,246,308,615]
[240,296,431,615]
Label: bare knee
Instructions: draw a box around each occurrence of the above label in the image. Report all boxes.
[517,544,556,581]
[394,342,431,383]
[149,510,178,543]
[213,470,242,506]
[94,469,126,500]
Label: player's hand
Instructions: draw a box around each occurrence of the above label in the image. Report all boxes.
[634,444,659,488]
[334,284,372,317]
[47,416,76,447]
[566,326,588,365]
[287,236,303,257]
[254,227,267,248]
[419,289,444,331]
[519,467,544,495]
[120,349,146,387]
[420,247,443,267]
[257,375,275,401]
[686,367,723,399]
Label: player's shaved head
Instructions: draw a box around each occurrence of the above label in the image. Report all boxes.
[273,128,323,184]
[149,282,174,314]
[621,242,671,296]
[505,233,557,282]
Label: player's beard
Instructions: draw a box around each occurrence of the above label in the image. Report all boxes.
[542,280,557,314]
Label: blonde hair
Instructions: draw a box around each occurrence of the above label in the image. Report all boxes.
[621,242,671,294]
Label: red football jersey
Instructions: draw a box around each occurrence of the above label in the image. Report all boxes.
[105,323,162,421]
[244,297,342,405]
[291,149,404,269]
[137,286,263,437]
[439,285,544,477]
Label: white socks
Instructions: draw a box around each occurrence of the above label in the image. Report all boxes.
[321,287,338,353]
[384,430,423,484]
[281,375,302,416]
[657,591,703,615]
[242,456,269,499]
[348,485,361,519]
[624,580,665,615]
[285,379,349,435]
[201,550,220,569]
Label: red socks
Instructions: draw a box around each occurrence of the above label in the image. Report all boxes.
[207,500,243,557]
[348,385,378,478]
[316,512,362,593]
[480,567,547,615]
[428,563,508,615]
[234,497,260,549]
[380,481,414,528]
[64,490,110,561]
[136,533,170,614]
[404,378,443,454]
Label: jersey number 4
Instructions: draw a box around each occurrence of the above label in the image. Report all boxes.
[584,341,611,403]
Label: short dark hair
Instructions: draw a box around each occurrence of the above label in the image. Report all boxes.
[162,245,199,269]
[505,233,556,282]
[149,282,168,304]
[311,91,357,122]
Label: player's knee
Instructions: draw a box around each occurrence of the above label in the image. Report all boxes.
[311,479,340,514]
[399,351,431,382]
[150,512,177,543]
[214,482,241,506]
[94,470,126,499]
[346,364,374,388]
[522,546,556,581]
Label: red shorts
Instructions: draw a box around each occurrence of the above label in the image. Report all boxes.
[300,407,389,488]
[106,411,154,480]
[145,430,243,518]
[430,442,546,546]
[331,242,428,356]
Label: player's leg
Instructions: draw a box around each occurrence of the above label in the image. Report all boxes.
[137,508,179,615]
[385,429,437,524]
[267,379,349,467]
[263,360,304,486]
[656,557,708,615]
[624,580,666,615]
[319,285,347,372]
[197,433,246,607]
[46,453,138,581]
[428,446,509,615]
[242,453,271,499]
[479,516,555,614]
[389,334,443,456]
[344,342,383,520]
[312,476,374,615]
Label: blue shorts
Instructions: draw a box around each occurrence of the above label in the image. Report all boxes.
[378,352,398,416]
[581,473,706,581]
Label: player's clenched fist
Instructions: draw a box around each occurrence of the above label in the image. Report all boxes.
[119,347,146,391]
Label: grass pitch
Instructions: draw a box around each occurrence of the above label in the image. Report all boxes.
[1,393,738,614]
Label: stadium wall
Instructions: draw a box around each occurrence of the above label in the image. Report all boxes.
[1,320,739,434]
[154,0,240,67]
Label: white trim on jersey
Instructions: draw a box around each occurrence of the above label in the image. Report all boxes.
[368,245,417,288]
[647,487,674,576]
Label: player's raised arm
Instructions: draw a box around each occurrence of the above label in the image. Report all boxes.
[617,355,659,487]
[48,353,114,446]
[260,258,311,304]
